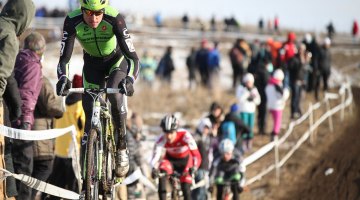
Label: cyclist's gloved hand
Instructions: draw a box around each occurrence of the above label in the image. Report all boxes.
[56,76,71,96]
[151,168,160,179]
[119,76,134,96]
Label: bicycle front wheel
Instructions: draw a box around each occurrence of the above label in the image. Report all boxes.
[86,129,100,200]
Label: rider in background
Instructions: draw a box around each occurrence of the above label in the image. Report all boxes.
[55,0,140,179]
[150,114,202,200]
[209,139,245,200]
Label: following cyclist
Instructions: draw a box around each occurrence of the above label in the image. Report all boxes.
[150,114,202,200]
[55,0,140,179]
[209,139,245,200]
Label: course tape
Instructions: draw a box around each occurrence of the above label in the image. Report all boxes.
[0,125,76,141]
[0,168,80,199]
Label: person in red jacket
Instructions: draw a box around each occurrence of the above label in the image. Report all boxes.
[352,19,359,43]
[151,114,202,200]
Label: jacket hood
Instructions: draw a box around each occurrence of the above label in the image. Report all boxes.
[1,0,35,36]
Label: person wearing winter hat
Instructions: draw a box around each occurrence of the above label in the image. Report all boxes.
[265,69,290,141]
[235,73,260,152]
[12,32,46,199]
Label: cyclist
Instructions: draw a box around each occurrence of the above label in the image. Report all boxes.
[209,139,245,200]
[150,114,202,200]
[55,0,140,179]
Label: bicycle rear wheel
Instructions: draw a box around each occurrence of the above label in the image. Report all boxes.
[86,129,100,200]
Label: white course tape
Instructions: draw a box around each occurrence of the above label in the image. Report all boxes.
[0,168,80,200]
[0,125,76,141]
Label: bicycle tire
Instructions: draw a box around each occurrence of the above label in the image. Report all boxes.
[101,140,115,192]
[86,129,100,200]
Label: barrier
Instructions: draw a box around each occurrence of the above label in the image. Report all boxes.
[243,82,353,185]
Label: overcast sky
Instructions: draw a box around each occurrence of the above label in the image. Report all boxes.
[32,0,360,33]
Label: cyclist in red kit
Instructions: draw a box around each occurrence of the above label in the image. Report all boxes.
[150,114,202,200]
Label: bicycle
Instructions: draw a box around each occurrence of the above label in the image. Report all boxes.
[68,87,126,200]
[158,171,183,200]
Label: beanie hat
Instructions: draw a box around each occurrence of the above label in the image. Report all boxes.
[287,32,296,42]
[72,74,82,88]
[273,69,284,81]
[242,73,254,84]
[24,32,46,53]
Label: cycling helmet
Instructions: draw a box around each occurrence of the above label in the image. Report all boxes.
[81,0,108,11]
[219,139,234,154]
[160,114,179,132]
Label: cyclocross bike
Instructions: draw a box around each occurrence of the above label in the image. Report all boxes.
[69,86,126,200]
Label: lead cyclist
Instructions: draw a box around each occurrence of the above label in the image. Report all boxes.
[55,0,140,181]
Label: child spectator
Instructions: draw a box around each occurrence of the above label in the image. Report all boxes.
[236,73,260,152]
[265,69,290,141]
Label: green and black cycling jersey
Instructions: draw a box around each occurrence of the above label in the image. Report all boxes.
[56,6,139,82]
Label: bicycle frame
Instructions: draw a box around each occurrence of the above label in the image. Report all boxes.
[68,88,125,200]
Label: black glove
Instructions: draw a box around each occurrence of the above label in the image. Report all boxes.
[274,84,284,95]
[56,76,71,96]
[151,168,160,179]
[119,76,134,96]
[19,122,31,130]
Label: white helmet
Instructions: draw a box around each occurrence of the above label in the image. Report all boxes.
[219,139,234,154]
[273,69,284,81]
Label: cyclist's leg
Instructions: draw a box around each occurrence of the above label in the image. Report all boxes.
[107,58,129,177]
[158,159,174,200]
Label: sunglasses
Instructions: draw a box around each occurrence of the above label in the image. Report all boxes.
[82,9,104,16]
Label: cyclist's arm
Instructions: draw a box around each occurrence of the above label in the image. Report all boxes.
[113,14,140,82]
[57,16,77,79]
[183,131,202,169]
[150,135,165,169]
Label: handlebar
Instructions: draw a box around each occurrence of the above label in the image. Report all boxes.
[68,87,125,94]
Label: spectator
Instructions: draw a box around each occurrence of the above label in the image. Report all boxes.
[207,102,224,135]
[288,44,306,119]
[236,73,261,152]
[196,39,210,87]
[352,19,359,43]
[315,38,332,100]
[182,13,189,29]
[274,15,279,34]
[265,69,290,141]
[12,32,45,200]
[219,104,250,152]
[326,21,335,39]
[254,61,271,135]
[43,74,85,200]
[31,76,64,199]
[302,34,320,93]
[126,112,146,200]
[207,41,221,90]
[266,37,282,68]
[279,32,298,87]
[154,12,163,28]
[157,46,175,83]
[186,47,197,89]
[210,15,216,32]
[0,0,35,99]
[3,73,22,199]
[229,39,246,89]
[140,50,157,87]
[192,118,213,200]
[258,17,264,33]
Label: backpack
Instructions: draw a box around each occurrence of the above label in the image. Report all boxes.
[220,121,237,144]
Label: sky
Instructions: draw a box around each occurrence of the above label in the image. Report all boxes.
[32,0,360,33]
